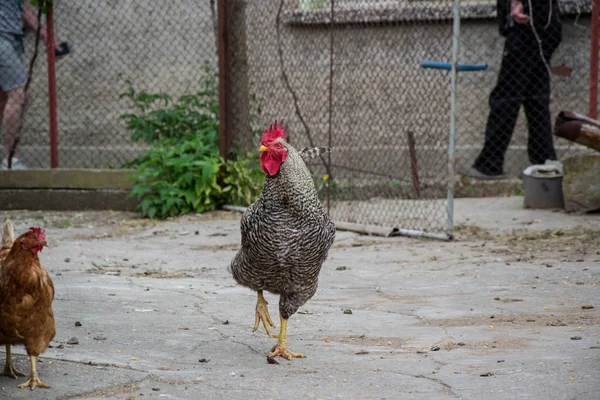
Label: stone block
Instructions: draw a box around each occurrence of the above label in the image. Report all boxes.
[562,152,600,212]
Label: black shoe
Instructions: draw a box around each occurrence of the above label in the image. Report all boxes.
[462,166,507,181]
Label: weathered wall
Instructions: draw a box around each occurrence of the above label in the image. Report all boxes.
[18,0,217,168]
[14,0,591,180]
[242,0,591,184]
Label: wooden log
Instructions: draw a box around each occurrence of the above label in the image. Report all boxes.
[554,111,600,151]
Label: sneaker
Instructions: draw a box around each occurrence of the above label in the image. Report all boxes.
[1,157,28,170]
[461,166,506,181]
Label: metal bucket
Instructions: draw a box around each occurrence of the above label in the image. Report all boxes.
[522,163,564,209]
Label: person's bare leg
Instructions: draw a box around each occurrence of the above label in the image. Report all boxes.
[0,90,7,117]
[1,87,26,160]
[0,90,7,145]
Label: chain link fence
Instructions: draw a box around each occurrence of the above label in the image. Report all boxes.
[234,0,455,236]
[1,0,218,169]
[457,0,592,181]
[0,0,595,235]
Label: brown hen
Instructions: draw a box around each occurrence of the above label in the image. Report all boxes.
[0,225,55,390]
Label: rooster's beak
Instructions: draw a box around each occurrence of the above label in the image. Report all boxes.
[39,240,49,248]
[259,145,268,153]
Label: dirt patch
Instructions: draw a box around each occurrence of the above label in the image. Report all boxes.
[325,334,409,349]
[190,243,240,251]
[441,338,533,351]
[454,225,600,263]
[453,224,493,241]
[419,312,600,328]
[88,262,214,279]
[74,382,142,399]
[0,210,240,238]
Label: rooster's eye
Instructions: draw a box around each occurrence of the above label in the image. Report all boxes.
[276,143,282,149]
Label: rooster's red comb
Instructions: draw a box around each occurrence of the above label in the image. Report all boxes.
[28,227,46,241]
[261,121,287,145]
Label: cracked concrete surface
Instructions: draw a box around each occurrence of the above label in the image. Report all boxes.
[0,197,599,400]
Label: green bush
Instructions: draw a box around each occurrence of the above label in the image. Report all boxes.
[120,65,264,219]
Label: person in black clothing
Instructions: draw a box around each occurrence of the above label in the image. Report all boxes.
[465,0,562,179]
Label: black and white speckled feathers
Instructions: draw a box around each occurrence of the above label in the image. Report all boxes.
[230,140,335,319]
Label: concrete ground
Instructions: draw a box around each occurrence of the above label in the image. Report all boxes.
[0,197,598,400]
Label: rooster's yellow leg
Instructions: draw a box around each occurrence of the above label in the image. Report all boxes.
[267,315,306,360]
[253,290,277,338]
[18,356,50,390]
[1,345,25,378]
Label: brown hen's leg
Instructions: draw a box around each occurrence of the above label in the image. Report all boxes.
[268,315,306,360]
[1,345,25,378]
[253,290,277,338]
[18,355,50,390]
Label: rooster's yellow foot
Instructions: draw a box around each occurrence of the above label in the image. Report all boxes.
[17,356,50,390]
[18,374,51,390]
[253,290,277,338]
[1,362,25,379]
[268,344,306,360]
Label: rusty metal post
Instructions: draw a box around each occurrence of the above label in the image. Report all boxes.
[227,0,251,156]
[327,0,335,213]
[591,0,600,118]
[217,0,230,159]
[46,2,58,168]
[591,0,600,119]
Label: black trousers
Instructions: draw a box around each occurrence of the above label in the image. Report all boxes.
[473,24,561,175]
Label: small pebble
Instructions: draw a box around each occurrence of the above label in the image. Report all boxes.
[74,321,82,327]
[64,258,70,263]
[343,309,353,315]
[199,358,209,363]
[229,372,236,376]
[67,337,79,345]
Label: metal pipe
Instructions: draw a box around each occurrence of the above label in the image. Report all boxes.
[46,3,58,168]
[326,0,335,214]
[445,0,460,239]
[217,0,230,159]
[223,204,247,213]
[391,228,451,241]
[590,0,600,119]
[421,61,487,71]
[222,205,451,240]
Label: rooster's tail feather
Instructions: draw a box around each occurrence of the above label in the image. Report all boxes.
[1,219,15,251]
[299,146,333,161]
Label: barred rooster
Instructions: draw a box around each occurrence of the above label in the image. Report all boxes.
[230,122,335,360]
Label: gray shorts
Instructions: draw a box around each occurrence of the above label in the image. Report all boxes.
[0,32,27,92]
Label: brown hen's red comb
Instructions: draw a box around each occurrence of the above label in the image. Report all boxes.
[29,227,46,241]
[261,120,287,145]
